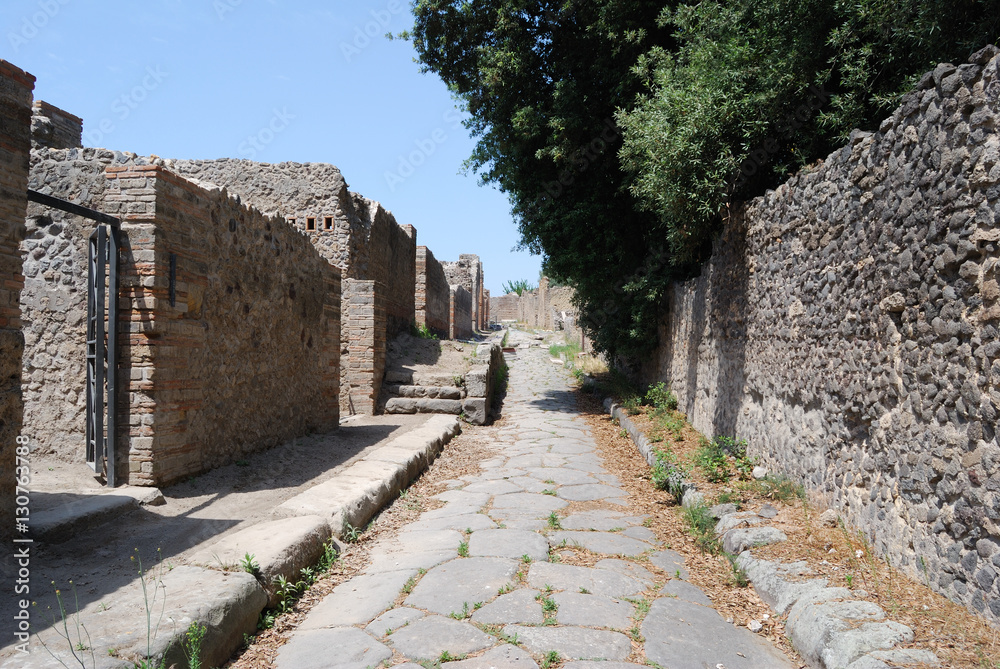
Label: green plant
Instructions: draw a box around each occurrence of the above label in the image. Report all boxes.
[540,650,560,669]
[498,583,513,596]
[724,553,749,588]
[182,622,207,669]
[240,552,259,575]
[716,490,743,508]
[502,279,536,296]
[37,581,96,669]
[845,574,854,588]
[521,554,532,564]
[449,602,473,620]
[133,549,167,669]
[645,382,678,410]
[236,459,250,467]
[402,576,416,595]
[411,320,439,340]
[458,541,469,557]
[746,474,806,503]
[681,503,721,554]
[541,489,557,496]
[501,329,510,347]
[547,512,562,530]
[344,523,363,544]
[622,396,642,416]
[650,448,688,503]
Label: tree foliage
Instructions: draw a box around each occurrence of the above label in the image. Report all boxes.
[405,0,999,362]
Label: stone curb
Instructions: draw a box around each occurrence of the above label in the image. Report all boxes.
[603,398,657,468]
[737,552,940,669]
[31,485,166,542]
[33,416,461,668]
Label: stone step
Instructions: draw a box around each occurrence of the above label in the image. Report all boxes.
[384,384,465,400]
[385,370,462,387]
[384,397,463,415]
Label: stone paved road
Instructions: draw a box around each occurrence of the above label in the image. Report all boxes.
[276,331,794,669]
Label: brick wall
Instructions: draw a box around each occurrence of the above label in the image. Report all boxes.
[491,293,520,322]
[0,60,34,538]
[416,245,450,337]
[31,100,82,150]
[352,194,415,338]
[450,285,473,340]
[342,278,386,415]
[105,165,340,486]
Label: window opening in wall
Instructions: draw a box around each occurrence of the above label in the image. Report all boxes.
[288,217,296,226]
[307,217,316,231]
[324,216,333,230]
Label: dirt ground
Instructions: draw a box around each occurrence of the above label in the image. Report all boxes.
[383,332,479,383]
[0,413,434,661]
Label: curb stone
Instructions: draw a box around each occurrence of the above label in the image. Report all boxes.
[31,486,165,542]
[30,416,460,668]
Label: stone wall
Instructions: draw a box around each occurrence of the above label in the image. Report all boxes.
[443,254,484,331]
[0,60,34,538]
[168,159,416,414]
[31,100,82,150]
[644,47,1000,623]
[450,285,473,340]
[491,292,520,322]
[104,164,340,486]
[351,194,416,338]
[416,245,450,337]
[22,148,137,463]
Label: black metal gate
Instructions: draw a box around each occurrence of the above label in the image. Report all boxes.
[27,190,121,487]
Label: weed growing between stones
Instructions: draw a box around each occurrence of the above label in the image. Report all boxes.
[650,448,689,503]
[695,436,755,483]
[410,321,439,340]
[240,552,259,575]
[724,553,750,588]
[546,511,562,529]
[681,503,722,555]
[458,540,470,557]
[182,622,207,669]
[540,649,561,669]
[255,538,341,631]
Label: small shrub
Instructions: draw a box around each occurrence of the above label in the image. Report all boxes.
[682,503,721,554]
[650,448,688,504]
[410,321,438,340]
[645,382,678,410]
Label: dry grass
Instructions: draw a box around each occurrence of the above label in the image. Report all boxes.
[578,392,1000,669]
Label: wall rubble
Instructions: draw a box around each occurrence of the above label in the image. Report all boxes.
[644,47,1000,623]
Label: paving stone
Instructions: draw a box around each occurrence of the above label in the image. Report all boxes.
[561,511,646,531]
[501,626,631,661]
[471,588,544,625]
[556,484,628,502]
[663,580,713,606]
[527,562,645,599]
[622,526,657,542]
[507,476,552,493]
[594,474,622,486]
[365,548,456,574]
[366,608,425,637]
[422,503,487,519]
[388,615,495,660]
[496,518,549,531]
[443,645,539,669]
[548,442,593,454]
[395,529,466,552]
[275,628,391,669]
[408,513,498,533]
[722,527,787,553]
[642,597,794,668]
[553,592,634,629]
[593,559,655,587]
[469,529,550,561]
[463,479,525,495]
[549,531,651,557]
[435,490,492,507]
[301,570,416,629]
[492,493,568,513]
[406,557,519,616]
[650,549,689,579]
[822,622,916,668]
[526,467,599,486]
[564,660,649,669]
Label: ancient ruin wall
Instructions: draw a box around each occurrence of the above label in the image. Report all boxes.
[443,254,484,331]
[416,245,450,337]
[108,165,340,486]
[342,279,386,415]
[22,148,143,463]
[31,101,82,150]
[450,285,473,340]
[644,48,1000,622]
[491,293,520,322]
[0,60,34,538]
[351,194,416,338]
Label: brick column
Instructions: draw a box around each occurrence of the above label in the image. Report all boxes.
[343,279,386,415]
[0,60,35,538]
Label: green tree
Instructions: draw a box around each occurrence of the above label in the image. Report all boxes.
[618,0,1000,265]
[405,0,682,359]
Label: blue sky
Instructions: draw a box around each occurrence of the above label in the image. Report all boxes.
[1,0,542,295]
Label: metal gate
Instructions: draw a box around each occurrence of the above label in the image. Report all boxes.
[27,190,121,487]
